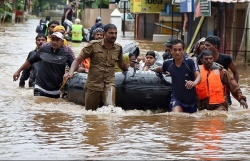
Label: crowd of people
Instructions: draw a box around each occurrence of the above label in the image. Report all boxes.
[152,36,247,113]
[13,0,128,110]
[12,0,248,112]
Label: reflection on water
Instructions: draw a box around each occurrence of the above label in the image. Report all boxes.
[193,118,224,160]
[0,18,250,159]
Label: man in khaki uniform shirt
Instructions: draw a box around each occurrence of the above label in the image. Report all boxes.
[65,24,128,110]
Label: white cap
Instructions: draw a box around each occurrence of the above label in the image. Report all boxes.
[51,32,64,40]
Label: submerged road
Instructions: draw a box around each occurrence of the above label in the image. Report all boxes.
[0,18,250,160]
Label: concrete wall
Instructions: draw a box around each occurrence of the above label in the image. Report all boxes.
[82,5,134,31]
[82,8,114,28]
[138,14,159,40]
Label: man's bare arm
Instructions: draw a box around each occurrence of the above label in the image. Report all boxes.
[118,61,128,71]
[13,61,32,81]
[228,62,239,82]
[151,66,162,73]
[64,10,70,20]
[193,70,201,86]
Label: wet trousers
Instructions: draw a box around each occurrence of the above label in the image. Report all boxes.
[85,85,116,110]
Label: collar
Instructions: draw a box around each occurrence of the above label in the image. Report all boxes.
[50,45,63,53]
[209,62,223,70]
[101,39,115,49]
[173,56,187,64]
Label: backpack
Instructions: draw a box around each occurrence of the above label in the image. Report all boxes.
[39,20,47,34]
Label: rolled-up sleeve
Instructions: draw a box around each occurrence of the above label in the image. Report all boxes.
[27,51,41,64]
[221,69,245,102]
[116,46,123,63]
[79,43,93,59]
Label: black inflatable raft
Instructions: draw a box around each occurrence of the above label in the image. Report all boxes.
[63,71,172,111]
[63,43,172,110]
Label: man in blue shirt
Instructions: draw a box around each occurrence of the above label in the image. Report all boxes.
[152,39,201,113]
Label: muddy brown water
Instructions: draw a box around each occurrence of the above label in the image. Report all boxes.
[1,18,250,160]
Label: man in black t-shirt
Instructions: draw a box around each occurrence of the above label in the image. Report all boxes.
[61,1,77,29]
[19,34,47,88]
[13,32,74,98]
[204,36,239,105]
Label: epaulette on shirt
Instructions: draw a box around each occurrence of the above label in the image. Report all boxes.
[90,39,102,44]
[114,42,122,48]
[83,40,101,48]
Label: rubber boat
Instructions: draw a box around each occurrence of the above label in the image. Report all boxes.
[63,43,172,111]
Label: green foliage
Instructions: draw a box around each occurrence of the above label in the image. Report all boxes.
[0,1,12,22]
[4,2,12,10]
[91,0,110,8]
[103,0,110,5]
[91,0,100,8]
[91,3,98,8]
[16,0,24,10]
[31,0,66,11]
[42,2,50,10]
[32,0,39,8]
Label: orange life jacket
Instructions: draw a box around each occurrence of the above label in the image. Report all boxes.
[196,65,225,104]
[81,58,90,69]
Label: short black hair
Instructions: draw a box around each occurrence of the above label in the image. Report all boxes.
[128,53,135,58]
[104,24,117,32]
[205,36,220,49]
[200,49,213,59]
[165,37,176,47]
[134,47,140,58]
[36,34,47,41]
[45,16,50,21]
[170,39,185,49]
[48,20,60,27]
[39,19,43,25]
[146,51,155,58]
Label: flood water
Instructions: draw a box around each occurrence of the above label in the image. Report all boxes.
[1,18,250,160]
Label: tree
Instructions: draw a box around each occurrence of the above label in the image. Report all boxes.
[36,0,66,11]
[90,0,111,8]
[0,1,12,22]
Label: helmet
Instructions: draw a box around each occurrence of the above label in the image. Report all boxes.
[95,17,102,23]
[75,18,81,24]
